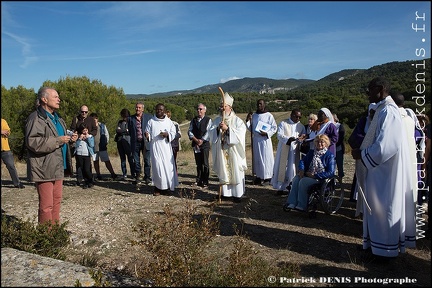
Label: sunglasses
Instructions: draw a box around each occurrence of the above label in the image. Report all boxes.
[81,111,88,114]
[197,108,204,111]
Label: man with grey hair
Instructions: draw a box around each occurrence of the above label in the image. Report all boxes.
[25,87,78,224]
[128,102,152,184]
[188,103,212,188]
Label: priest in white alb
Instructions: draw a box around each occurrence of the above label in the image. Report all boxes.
[245,99,277,185]
[145,103,179,196]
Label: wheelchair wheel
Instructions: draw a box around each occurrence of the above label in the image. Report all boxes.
[320,176,344,215]
[307,185,320,214]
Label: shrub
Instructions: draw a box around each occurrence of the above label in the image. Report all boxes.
[1,213,70,260]
[128,194,299,286]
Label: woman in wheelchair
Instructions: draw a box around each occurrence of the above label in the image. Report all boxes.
[283,134,335,211]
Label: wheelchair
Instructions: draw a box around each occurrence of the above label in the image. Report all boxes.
[307,175,344,218]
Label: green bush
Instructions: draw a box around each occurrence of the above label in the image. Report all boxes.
[1,213,70,260]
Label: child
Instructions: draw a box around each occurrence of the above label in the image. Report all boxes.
[75,123,95,189]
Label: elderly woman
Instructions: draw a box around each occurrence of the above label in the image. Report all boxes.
[300,113,318,154]
[283,134,336,211]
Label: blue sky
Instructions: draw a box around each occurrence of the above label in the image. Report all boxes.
[1,1,430,95]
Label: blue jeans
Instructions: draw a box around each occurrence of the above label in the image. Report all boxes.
[133,140,151,180]
[286,175,319,210]
[1,150,21,186]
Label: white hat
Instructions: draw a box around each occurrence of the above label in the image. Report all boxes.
[222,92,234,106]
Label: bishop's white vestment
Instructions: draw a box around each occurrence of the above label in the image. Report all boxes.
[210,111,247,198]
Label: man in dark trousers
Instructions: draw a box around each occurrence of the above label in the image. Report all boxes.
[128,102,152,184]
[188,103,212,188]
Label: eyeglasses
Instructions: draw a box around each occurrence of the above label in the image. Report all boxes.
[81,111,88,114]
[197,108,204,111]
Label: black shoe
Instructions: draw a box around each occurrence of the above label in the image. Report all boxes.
[233,197,242,203]
[253,177,262,185]
[14,183,25,189]
[283,203,293,212]
[82,185,89,189]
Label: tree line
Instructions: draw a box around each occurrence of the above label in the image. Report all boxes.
[2,58,430,158]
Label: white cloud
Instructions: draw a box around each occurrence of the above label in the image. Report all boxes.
[220,76,241,83]
[2,30,37,68]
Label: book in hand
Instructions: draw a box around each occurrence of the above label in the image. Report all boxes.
[255,120,270,133]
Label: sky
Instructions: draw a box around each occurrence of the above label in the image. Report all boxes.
[1,1,431,95]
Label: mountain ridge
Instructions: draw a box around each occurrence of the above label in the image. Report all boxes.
[126,59,429,98]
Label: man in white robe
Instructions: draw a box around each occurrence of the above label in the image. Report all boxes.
[145,103,179,195]
[352,77,416,258]
[246,99,277,185]
[210,92,247,202]
[271,109,306,193]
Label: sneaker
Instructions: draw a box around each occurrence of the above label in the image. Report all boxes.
[14,183,25,189]
[295,206,305,211]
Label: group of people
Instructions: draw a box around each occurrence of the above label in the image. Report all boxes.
[2,76,430,262]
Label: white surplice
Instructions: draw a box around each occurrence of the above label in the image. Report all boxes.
[271,118,306,191]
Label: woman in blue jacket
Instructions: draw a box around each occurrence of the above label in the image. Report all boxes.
[284,134,335,211]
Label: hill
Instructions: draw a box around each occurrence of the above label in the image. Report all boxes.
[127,77,314,98]
[126,58,430,99]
